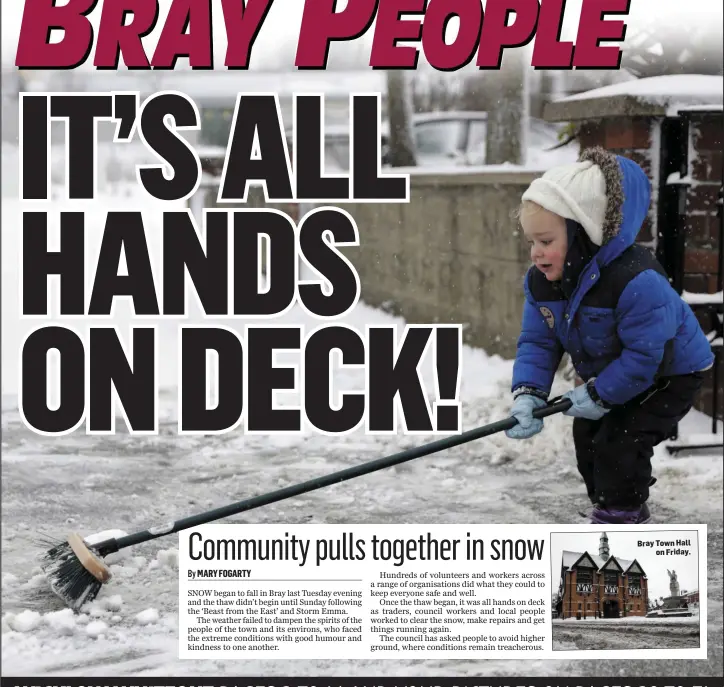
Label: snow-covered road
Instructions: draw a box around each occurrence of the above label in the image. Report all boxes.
[2,384,721,677]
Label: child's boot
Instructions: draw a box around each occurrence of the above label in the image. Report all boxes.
[589,502,651,524]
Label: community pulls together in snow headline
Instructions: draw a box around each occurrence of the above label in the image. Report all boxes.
[187,532,546,566]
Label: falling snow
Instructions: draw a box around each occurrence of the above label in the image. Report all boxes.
[2,152,721,678]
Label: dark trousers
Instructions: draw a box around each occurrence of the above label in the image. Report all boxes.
[573,372,704,508]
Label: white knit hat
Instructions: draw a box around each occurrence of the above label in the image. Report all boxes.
[522,160,608,245]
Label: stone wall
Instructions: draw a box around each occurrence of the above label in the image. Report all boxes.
[332,171,537,357]
[194,169,540,359]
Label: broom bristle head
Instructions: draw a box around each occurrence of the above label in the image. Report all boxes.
[40,535,112,611]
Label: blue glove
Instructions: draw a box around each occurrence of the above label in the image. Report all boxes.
[505,394,547,439]
[563,381,610,421]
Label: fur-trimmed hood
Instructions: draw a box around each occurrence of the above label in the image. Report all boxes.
[578,146,652,266]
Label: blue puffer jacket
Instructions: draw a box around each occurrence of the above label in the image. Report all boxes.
[512,150,714,406]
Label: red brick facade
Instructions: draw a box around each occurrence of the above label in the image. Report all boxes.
[557,553,649,619]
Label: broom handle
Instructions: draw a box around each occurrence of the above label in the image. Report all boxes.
[104,398,571,554]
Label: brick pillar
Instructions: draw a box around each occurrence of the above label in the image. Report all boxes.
[685,113,723,288]
[684,112,723,420]
[578,116,658,244]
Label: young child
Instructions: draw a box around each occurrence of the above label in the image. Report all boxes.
[506,146,714,525]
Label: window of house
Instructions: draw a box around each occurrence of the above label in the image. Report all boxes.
[576,568,593,594]
[577,569,592,583]
[603,570,618,594]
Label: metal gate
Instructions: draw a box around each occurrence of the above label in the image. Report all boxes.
[656,108,723,453]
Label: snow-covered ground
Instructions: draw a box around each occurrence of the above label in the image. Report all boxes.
[2,175,722,677]
[552,617,701,651]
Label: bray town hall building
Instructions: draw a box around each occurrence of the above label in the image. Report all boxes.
[556,532,648,619]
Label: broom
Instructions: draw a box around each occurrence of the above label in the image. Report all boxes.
[40,398,571,611]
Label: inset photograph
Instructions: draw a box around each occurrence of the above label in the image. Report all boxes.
[551,530,701,650]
